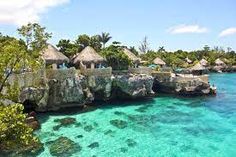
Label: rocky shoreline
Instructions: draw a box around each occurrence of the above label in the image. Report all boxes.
[13,68,215,112]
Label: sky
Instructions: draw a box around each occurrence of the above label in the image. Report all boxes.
[0,0,236,51]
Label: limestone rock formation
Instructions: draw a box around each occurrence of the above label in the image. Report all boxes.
[87,75,112,100]
[47,76,89,111]
[16,68,154,111]
[19,86,49,111]
[153,74,211,96]
[112,74,154,98]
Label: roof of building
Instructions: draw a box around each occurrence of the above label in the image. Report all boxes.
[41,44,69,65]
[153,57,166,65]
[73,46,105,65]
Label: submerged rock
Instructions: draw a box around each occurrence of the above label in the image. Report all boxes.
[135,105,153,113]
[127,114,158,127]
[120,147,128,153]
[84,125,93,132]
[48,136,81,157]
[104,130,116,136]
[53,117,76,130]
[0,140,44,157]
[114,111,126,116]
[76,135,83,138]
[87,142,99,149]
[54,117,76,126]
[126,139,137,147]
[110,119,128,129]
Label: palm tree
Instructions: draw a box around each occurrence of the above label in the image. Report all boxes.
[158,46,165,53]
[98,32,112,48]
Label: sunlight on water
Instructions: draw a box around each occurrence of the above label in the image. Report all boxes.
[36,73,236,157]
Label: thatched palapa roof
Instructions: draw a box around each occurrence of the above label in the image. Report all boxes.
[191,62,206,71]
[200,59,208,66]
[73,46,105,65]
[123,48,141,63]
[153,57,166,65]
[215,58,225,66]
[42,44,69,65]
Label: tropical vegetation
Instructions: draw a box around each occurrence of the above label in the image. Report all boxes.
[0,23,50,155]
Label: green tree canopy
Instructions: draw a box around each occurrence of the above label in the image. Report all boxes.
[101,45,131,70]
[98,32,112,48]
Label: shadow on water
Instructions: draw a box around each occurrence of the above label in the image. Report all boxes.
[37,97,156,123]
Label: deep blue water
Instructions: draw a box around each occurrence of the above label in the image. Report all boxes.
[36,73,236,157]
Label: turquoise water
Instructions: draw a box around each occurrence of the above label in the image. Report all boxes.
[36,73,236,157]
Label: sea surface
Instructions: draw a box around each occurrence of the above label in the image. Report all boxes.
[36,73,236,157]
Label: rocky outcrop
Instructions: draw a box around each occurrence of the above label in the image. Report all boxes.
[47,75,91,111]
[16,69,154,111]
[153,74,212,96]
[19,86,49,111]
[86,75,112,100]
[210,65,236,73]
[112,74,154,98]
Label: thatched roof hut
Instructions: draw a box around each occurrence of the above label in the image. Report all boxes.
[190,62,206,75]
[185,57,192,64]
[200,59,208,66]
[191,63,206,71]
[153,57,166,66]
[41,44,69,65]
[123,48,141,64]
[73,46,105,65]
[215,58,225,66]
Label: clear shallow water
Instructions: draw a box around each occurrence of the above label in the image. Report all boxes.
[36,73,236,157]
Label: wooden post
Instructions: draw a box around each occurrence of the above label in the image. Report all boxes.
[91,63,95,69]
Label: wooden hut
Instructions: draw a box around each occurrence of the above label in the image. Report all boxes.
[190,62,206,75]
[123,48,141,67]
[153,57,166,67]
[215,58,226,66]
[73,46,105,69]
[200,59,208,67]
[41,44,69,69]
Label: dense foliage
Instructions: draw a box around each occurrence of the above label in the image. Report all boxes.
[140,45,236,68]
[0,104,39,151]
[101,45,131,70]
[57,32,112,58]
[0,23,50,154]
[17,23,52,58]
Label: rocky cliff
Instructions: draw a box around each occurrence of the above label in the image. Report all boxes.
[112,74,154,98]
[18,69,154,111]
[153,73,212,96]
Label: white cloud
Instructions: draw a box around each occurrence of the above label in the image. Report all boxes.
[219,28,236,37]
[0,0,69,26]
[168,24,208,34]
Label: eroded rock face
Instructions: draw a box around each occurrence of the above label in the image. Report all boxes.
[153,75,211,96]
[17,70,154,111]
[19,86,49,111]
[112,74,154,98]
[87,75,112,100]
[210,65,236,73]
[47,75,90,111]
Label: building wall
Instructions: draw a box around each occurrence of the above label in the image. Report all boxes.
[8,70,46,88]
[46,68,78,80]
[128,67,152,75]
[80,67,112,76]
